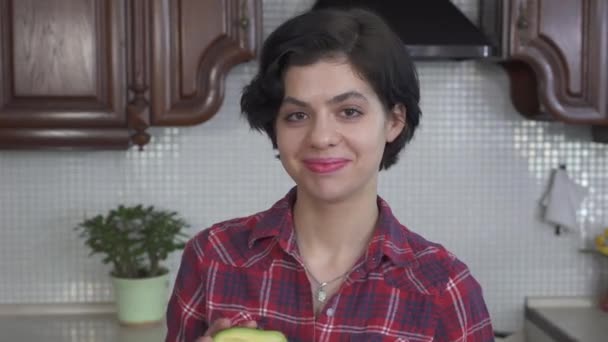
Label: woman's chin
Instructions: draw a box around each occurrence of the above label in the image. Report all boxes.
[297,183,362,205]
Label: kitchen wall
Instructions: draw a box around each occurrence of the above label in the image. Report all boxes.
[1,0,607,333]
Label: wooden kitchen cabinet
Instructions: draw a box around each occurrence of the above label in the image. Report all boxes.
[0,0,129,149]
[148,0,260,127]
[0,0,261,150]
[500,0,608,141]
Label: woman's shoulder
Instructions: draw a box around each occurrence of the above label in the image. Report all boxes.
[388,226,475,295]
[184,206,280,267]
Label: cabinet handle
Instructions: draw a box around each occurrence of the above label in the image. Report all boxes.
[517,2,529,29]
[239,0,250,30]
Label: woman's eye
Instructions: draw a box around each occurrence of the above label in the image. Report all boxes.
[285,112,308,122]
[342,108,362,118]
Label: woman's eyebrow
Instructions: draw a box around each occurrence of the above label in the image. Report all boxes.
[327,91,368,105]
[282,91,368,108]
[282,96,309,108]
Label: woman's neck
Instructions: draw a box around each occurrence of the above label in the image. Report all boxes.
[292,187,379,266]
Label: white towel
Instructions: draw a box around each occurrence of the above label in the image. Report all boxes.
[540,168,588,231]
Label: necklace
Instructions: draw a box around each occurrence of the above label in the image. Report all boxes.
[301,263,349,303]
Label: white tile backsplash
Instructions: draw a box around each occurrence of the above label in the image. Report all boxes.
[1,0,607,334]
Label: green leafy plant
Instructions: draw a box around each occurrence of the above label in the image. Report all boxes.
[75,205,190,279]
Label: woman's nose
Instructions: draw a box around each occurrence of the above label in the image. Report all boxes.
[308,114,341,149]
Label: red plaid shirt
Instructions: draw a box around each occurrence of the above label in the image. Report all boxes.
[166,188,494,341]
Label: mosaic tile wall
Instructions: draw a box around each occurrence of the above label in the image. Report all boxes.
[1,0,607,333]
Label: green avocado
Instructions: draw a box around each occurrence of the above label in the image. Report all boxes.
[214,327,287,342]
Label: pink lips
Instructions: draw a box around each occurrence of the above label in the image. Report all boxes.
[302,158,350,174]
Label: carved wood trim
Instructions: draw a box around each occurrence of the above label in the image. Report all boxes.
[501,60,551,121]
[126,0,151,150]
[0,129,130,149]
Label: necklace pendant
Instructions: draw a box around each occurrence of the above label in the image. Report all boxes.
[316,288,327,303]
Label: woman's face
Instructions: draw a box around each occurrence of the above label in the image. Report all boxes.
[275,58,404,203]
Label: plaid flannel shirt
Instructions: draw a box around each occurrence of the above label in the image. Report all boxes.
[166,188,494,341]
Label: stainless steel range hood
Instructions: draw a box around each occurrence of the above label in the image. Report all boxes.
[311,0,500,60]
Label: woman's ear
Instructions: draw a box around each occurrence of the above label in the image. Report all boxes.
[385,103,406,143]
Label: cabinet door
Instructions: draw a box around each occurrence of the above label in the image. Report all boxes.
[149,0,262,126]
[0,0,129,149]
[507,0,608,124]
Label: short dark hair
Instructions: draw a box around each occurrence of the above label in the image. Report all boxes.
[240,7,421,170]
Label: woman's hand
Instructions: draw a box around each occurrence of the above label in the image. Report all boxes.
[196,318,258,342]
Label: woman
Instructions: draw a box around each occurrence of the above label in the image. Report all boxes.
[166,7,494,342]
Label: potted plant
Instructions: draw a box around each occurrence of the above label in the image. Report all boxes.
[75,204,189,325]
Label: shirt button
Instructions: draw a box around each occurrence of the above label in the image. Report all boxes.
[326,308,335,317]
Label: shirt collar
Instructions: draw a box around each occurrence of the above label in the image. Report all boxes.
[366,196,417,268]
[247,187,298,254]
[248,187,417,268]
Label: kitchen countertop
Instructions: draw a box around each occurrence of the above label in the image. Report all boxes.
[526,297,608,342]
[0,303,166,342]
[6,298,606,342]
